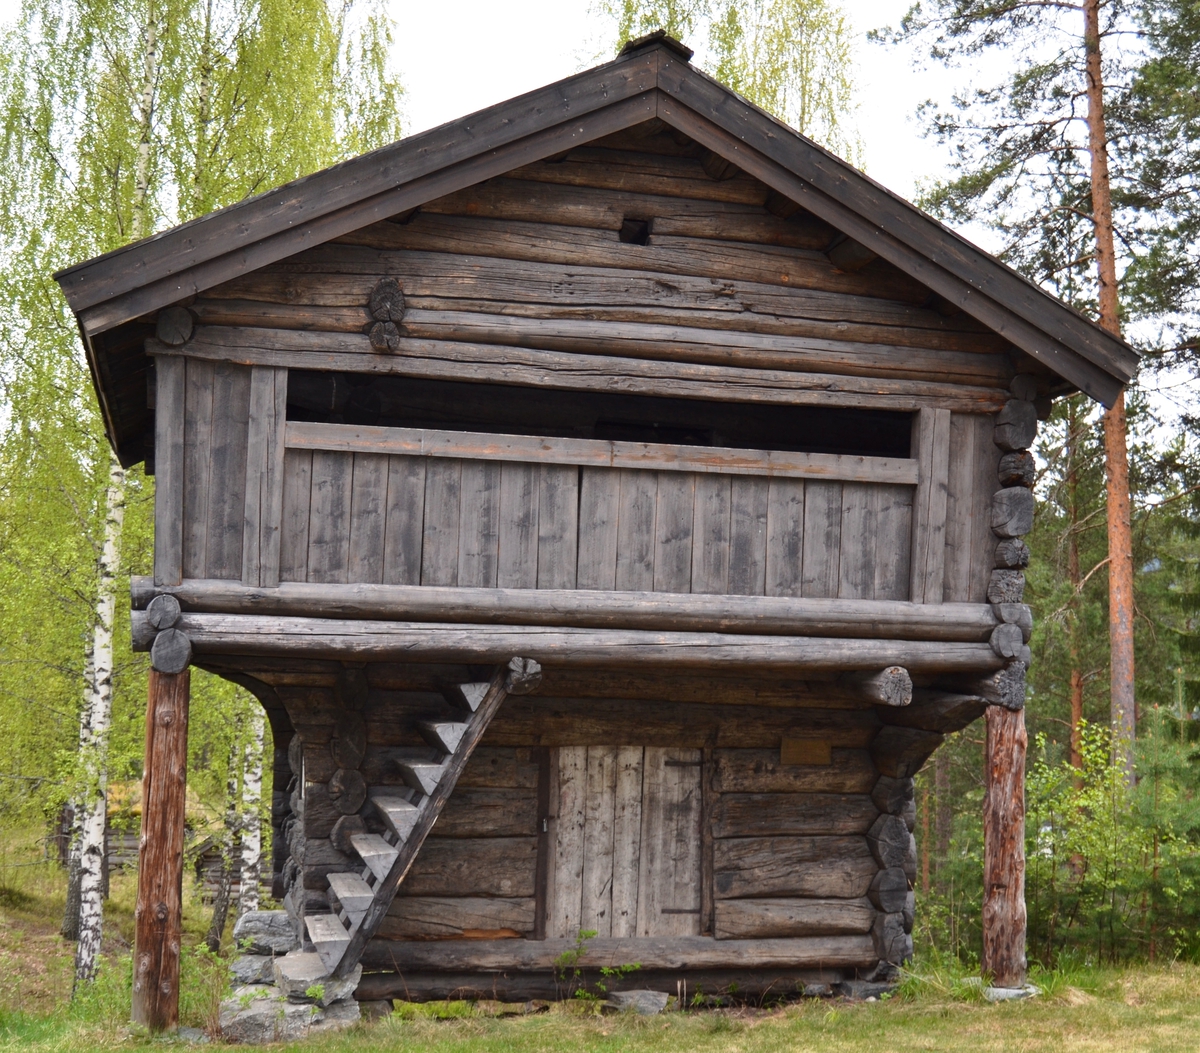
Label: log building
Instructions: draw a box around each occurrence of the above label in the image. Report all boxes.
[55,32,1135,1027]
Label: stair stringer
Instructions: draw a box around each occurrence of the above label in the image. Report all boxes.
[317,656,541,979]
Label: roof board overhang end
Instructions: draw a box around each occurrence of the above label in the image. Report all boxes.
[54,34,1138,462]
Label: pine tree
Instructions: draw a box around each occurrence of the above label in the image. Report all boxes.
[884,0,1154,775]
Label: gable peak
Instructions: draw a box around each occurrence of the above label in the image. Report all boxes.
[618,28,693,63]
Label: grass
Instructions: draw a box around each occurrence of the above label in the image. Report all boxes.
[2,828,1199,1051]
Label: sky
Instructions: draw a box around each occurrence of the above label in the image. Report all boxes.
[0,0,969,210]
[387,0,957,203]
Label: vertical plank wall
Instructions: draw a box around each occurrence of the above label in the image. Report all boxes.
[943,413,1002,603]
[549,746,703,939]
[276,452,920,600]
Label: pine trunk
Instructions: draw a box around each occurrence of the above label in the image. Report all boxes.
[1083,0,1136,781]
[981,705,1028,987]
[1066,398,1085,772]
[238,710,265,916]
[73,456,125,989]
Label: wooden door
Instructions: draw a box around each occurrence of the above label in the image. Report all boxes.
[548,746,702,939]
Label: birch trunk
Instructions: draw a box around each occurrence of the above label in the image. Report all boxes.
[1082,0,1136,781]
[206,735,241,952]
[62,647,96,940]
[73,454,126,988]
[238,710,265,916]
[132,2,157,243]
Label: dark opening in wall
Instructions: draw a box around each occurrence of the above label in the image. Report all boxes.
[618,217,652,245]
[288,372,913,459]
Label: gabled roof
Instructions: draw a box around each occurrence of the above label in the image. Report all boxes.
[55,32,1137,460]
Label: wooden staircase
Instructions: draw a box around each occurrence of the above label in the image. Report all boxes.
[305,657,541,978]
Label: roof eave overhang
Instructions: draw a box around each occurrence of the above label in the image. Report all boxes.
[55,40,1137,429]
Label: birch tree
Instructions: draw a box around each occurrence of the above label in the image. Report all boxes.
[599,0,861,159]
[238,709,265,916]
[73,458,125,986]
[0,0,402,989]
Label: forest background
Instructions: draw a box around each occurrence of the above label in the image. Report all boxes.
[0,0,1197,1004]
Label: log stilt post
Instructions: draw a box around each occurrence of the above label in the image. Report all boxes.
[132,669,191,1031]
[981,700,1027,988]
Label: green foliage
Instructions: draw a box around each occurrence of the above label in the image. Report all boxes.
[709,0,861,164]
[554,928,598,999]
[0,0,404,859]
[597,0,861,161]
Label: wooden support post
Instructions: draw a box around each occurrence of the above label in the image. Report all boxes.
[132,670,190,1031]
[981,703,1027,988]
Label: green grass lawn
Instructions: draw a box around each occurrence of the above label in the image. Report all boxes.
[3,966,1200,1053]
[1,833,1197,1052]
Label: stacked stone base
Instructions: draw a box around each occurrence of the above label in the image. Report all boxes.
[219,911,361,1044]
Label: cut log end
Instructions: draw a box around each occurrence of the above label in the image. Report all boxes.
[154,306,194,347]
[369,277,407,323]
[368,320,401,352]
[145,593,181,631]
[842,666,912,707]
[150,628,191,674]
[505,656,543,695]
[972,662,1027,711]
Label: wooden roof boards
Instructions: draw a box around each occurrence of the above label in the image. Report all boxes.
[54,34,1137,465]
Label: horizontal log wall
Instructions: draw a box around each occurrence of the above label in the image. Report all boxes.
[132,576,999,640]
[275,672,909,964]
[194,128,1015,401]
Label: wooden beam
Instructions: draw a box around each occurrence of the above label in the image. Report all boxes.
[357,934,877,971]
[148,329,1010,414]
[130,611,1005,673]
[285,420,920,486]
[131,577,1000,641]
[354,966,848,1002]
[982,704,1027,988]
[132,670,190,1031]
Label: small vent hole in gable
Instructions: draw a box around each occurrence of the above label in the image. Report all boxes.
[619,217,651,245]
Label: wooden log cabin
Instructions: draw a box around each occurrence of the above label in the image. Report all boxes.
[55,32,1135,1028]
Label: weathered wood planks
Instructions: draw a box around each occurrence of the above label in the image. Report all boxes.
[152,356,185,586]
[285,421,921,485]
[154,329,1009,415]
[241,366,288,587]
[549,746,701,939]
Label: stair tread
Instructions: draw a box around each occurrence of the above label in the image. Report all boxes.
[351,832,399,880]
[305,914,351,971]
[399,759,449,796]
[371,794,420,839]
[327,871,374,915]
[419,720,470,754]
[445,682,489,712]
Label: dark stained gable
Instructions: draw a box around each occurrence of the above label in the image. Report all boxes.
[54,34,1136,463]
